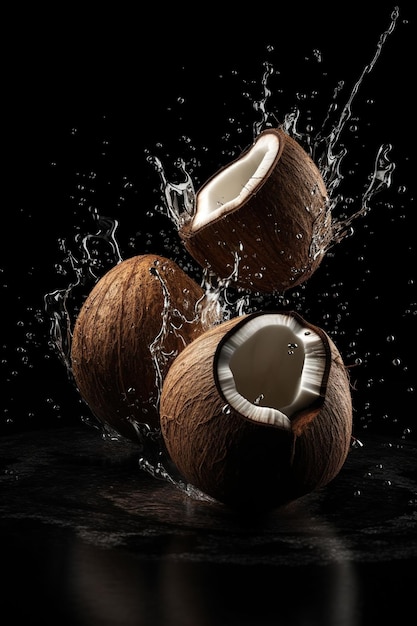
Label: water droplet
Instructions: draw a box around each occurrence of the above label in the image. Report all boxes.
[312,49,322,62]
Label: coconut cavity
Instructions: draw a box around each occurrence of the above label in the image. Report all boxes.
[216,313,327,429]
[192,132,280,231]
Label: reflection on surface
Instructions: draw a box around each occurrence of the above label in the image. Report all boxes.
[1,427,416,624]
[66,524,358,626]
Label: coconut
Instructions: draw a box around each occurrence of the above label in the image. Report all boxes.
[70,254,219,441]
[179,127,331,293]
[160,311,352,511]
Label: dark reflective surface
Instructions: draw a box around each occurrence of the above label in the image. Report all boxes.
[1,426,416,625]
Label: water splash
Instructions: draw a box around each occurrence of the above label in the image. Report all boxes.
[252,61,275,138]
[147,155,196,230]
[147,259,211,414]
[331,142,396,245]
[44,209,123,371]
[314,6,399,190]
[199,251,251,323]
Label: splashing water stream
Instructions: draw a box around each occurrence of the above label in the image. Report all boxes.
[44,208,123,371]
[44,7,401,489]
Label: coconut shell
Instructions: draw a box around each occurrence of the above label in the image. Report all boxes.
[179,128,332,293]
[160,312,352,511]
[71,254,219,441]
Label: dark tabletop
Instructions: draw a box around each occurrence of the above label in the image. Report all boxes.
[1,425,416,625]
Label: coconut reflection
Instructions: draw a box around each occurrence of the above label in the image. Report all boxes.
[63,490,359,626]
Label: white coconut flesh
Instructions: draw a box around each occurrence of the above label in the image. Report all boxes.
[191,133,280,231]
[217,314,327,430]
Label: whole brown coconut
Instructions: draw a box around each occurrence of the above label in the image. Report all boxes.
[71,254,220,441]
[160,311,353,511]
[179,127,332,293]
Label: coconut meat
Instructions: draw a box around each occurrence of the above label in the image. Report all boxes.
[192,132,280,231]
[217,313,327,429]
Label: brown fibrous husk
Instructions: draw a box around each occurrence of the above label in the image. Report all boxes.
[71,254,219,441]
[160,311,352,511]
[179,128,332,293]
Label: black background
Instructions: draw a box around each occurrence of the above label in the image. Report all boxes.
[2,3,415,441]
